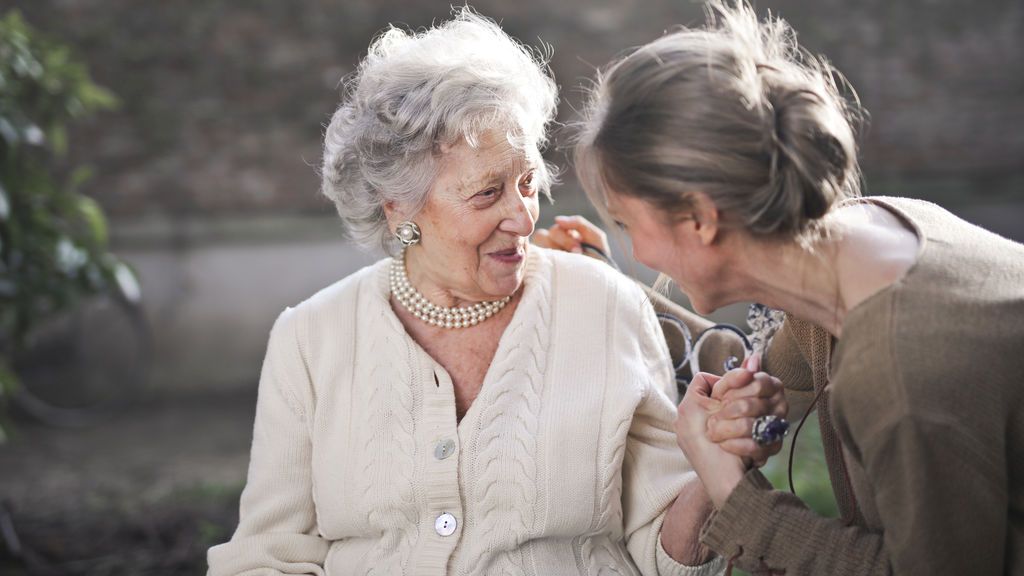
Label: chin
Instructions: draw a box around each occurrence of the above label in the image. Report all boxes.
[480,255,528,295]
[495,273,526,298]
[684,289,720,316]
[690,300,717,316]
[484,268,526,299]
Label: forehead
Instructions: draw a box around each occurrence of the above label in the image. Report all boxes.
[438,130,537,192]
[603,188,626,215]
[604,190,654,222]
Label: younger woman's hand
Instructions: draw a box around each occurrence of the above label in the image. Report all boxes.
[706,354,788,467]
[533,215,610,260]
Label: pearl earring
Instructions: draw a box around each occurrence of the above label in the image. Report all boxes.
[394,221,421,246]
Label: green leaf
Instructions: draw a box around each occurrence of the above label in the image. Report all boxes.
[78,82,119,111]
[48,123,66,155]
[76,194,108,247]
[69,165,95,190]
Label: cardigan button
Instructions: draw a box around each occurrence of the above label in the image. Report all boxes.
[434,439,456,460]
[435,513,458,536]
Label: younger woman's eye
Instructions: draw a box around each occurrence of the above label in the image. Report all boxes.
[614,220,627,231]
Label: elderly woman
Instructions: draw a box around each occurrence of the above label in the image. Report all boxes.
[569,1,1024,575]
[206,10,785,576]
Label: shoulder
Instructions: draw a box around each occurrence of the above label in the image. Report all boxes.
[853,196,1024,255]
[538,247,674,398]
[267,257,390,358]
[281,258,389,327]
[261,258,391,404]
[540,247,653,317]
[539,247,662,343]
[296,257,389,315]
[830,285,1014,453]
[841,195,946,223]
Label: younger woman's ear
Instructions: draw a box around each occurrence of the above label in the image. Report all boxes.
[689,190,720,246]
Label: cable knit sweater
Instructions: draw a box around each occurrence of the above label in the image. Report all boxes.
[207,247,724,576]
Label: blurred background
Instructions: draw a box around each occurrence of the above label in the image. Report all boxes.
[0,0,1021,574]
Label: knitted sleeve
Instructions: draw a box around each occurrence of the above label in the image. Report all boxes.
[621,300,726,576]
[763,316,817,419]
[206,307,329,576]
[700,468,889,575]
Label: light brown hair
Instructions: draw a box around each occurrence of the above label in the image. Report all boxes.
[576,0,865,237]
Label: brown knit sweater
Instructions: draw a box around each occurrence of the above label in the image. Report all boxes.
[687,197,1024,575]
[648,197,1024,575]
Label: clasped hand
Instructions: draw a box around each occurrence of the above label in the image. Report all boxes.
[674,354,788,507]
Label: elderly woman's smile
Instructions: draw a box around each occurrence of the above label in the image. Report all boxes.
[395,127,541,308]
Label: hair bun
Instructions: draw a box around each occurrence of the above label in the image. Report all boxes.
[759,75,857,233]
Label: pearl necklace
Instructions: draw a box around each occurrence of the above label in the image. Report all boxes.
[389,251,511,329]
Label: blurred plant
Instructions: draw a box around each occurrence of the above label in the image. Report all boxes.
[0,10,138,440]
[762,418,839,518]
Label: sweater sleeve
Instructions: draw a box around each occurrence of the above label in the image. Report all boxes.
[700,469,890,575]
[763,317,817,421]
[207,307,329,576]
[702,393,1009,576]
[621,385,727,576]
[621,302,726,576]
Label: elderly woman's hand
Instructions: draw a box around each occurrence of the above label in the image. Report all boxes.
[706,354,788,468]
[674,370,749,508]
[533,215,610,260]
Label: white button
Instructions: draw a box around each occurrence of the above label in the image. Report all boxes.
[435,512,457,536]
[434,439,456,460]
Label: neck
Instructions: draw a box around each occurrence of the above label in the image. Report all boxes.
[403,248,464,308]
[730,232,847,337]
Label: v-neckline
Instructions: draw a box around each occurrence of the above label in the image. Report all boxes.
[430,363,477,435]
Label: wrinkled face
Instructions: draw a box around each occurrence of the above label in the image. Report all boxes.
[605,192,726,314]
[398,128,541,302]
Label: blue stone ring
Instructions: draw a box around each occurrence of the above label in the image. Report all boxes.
[752,415,790,446]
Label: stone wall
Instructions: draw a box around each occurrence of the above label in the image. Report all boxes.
[14,0,1024,221]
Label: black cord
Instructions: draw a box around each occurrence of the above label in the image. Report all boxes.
[579,242,619,270]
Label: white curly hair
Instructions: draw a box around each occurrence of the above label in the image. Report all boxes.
[320,8,559,253]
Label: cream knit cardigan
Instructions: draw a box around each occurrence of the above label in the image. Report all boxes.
[207,247,724,576]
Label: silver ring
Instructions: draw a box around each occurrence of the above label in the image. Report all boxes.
[751,415,789,446]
